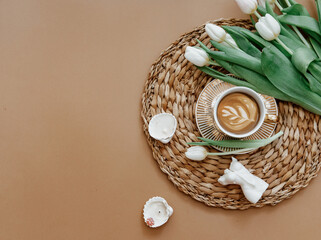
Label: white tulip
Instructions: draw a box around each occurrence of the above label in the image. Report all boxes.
[255,13,281,41]
[221,34,238,48]
[258,0,276,8]
[205,23,226,43]
[185,146,208,161]
[184,46,210,67]
[235,0,258,14]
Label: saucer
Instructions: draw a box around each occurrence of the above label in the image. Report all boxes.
[195,80,278,154]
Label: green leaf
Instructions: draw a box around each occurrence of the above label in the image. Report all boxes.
[316,0,321,32]
[271,35,305,58]
[198,39,264,75]
[305,30,321,44]
[262,46,309,94]
[224,25,250,34]
[197,66,259,91]
[278,35,306,50]
[195,131,283,149]
[281,4,310,16]
[310,37,321,58]
[230,64,291,101]
[278,15,321,36]
[308,60,321,75]
[243,29,295,57]
[187,142,212,146]
[214,59,242,78]
[241,30,273,49]
[304,72,321,95]
[280,23,302,41]
[222,26,261,59]
[272,41,291,58]
[261,45,321,115]
[292,47,318,73]
[307,61,321,84]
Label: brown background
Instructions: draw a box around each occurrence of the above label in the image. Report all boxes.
[0,0,320,239]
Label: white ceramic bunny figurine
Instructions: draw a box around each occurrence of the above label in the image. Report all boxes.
[218,157,269,204]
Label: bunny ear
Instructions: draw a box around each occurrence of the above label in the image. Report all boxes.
[230,157,245,172]
[231,157,240,167]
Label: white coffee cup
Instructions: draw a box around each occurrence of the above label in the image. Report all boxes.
[213,87,277,138]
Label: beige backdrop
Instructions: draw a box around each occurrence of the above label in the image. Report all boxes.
[0,0,320,239]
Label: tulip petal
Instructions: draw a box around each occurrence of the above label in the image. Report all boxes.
[205,23,226,42]
[265,14,280,37]
[185,146,207,161]
[235,0,257,14]
[256,21,275,41]
[184,46,209,67]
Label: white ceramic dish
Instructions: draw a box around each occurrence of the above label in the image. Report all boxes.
[148,113,177,144]
[143,197,173,228]
[195,80,278,153]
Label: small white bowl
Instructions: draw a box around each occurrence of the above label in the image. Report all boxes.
[148,113,177,144]
[143,197,173,228]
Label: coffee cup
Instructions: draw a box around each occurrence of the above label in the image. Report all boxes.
[213,87,277,138]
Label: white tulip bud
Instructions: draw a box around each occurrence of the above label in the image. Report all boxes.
[221,34,238,48]
[258,0,276,9]
[235,0,258,14]
[205,23,227,43]
[185,146,208,161]
[255,13,281,41]
[184,46,210,67]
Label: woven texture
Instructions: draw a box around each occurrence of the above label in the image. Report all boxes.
[141,18,321,210]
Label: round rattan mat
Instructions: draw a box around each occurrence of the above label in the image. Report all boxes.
[141,18,321,210]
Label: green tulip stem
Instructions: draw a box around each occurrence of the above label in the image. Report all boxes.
[208,60,220,66]
[206,149,255,156]
[285,0,291,7]
[254,11,261,19]
[292,26,312,48]
[276,37,294,55]
[275,1,283,10]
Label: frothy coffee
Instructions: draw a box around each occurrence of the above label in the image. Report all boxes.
[217,92,259,134]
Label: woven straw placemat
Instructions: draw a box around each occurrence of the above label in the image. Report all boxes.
[141,18,321,210]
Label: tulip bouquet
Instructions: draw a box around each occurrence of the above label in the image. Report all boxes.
[185,0,321,115]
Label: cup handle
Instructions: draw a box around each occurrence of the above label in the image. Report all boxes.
[264,114,278,123]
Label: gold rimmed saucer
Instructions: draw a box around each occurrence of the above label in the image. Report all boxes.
[195,80,278,153]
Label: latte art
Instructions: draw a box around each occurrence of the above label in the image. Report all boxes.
[217,93,259,134]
